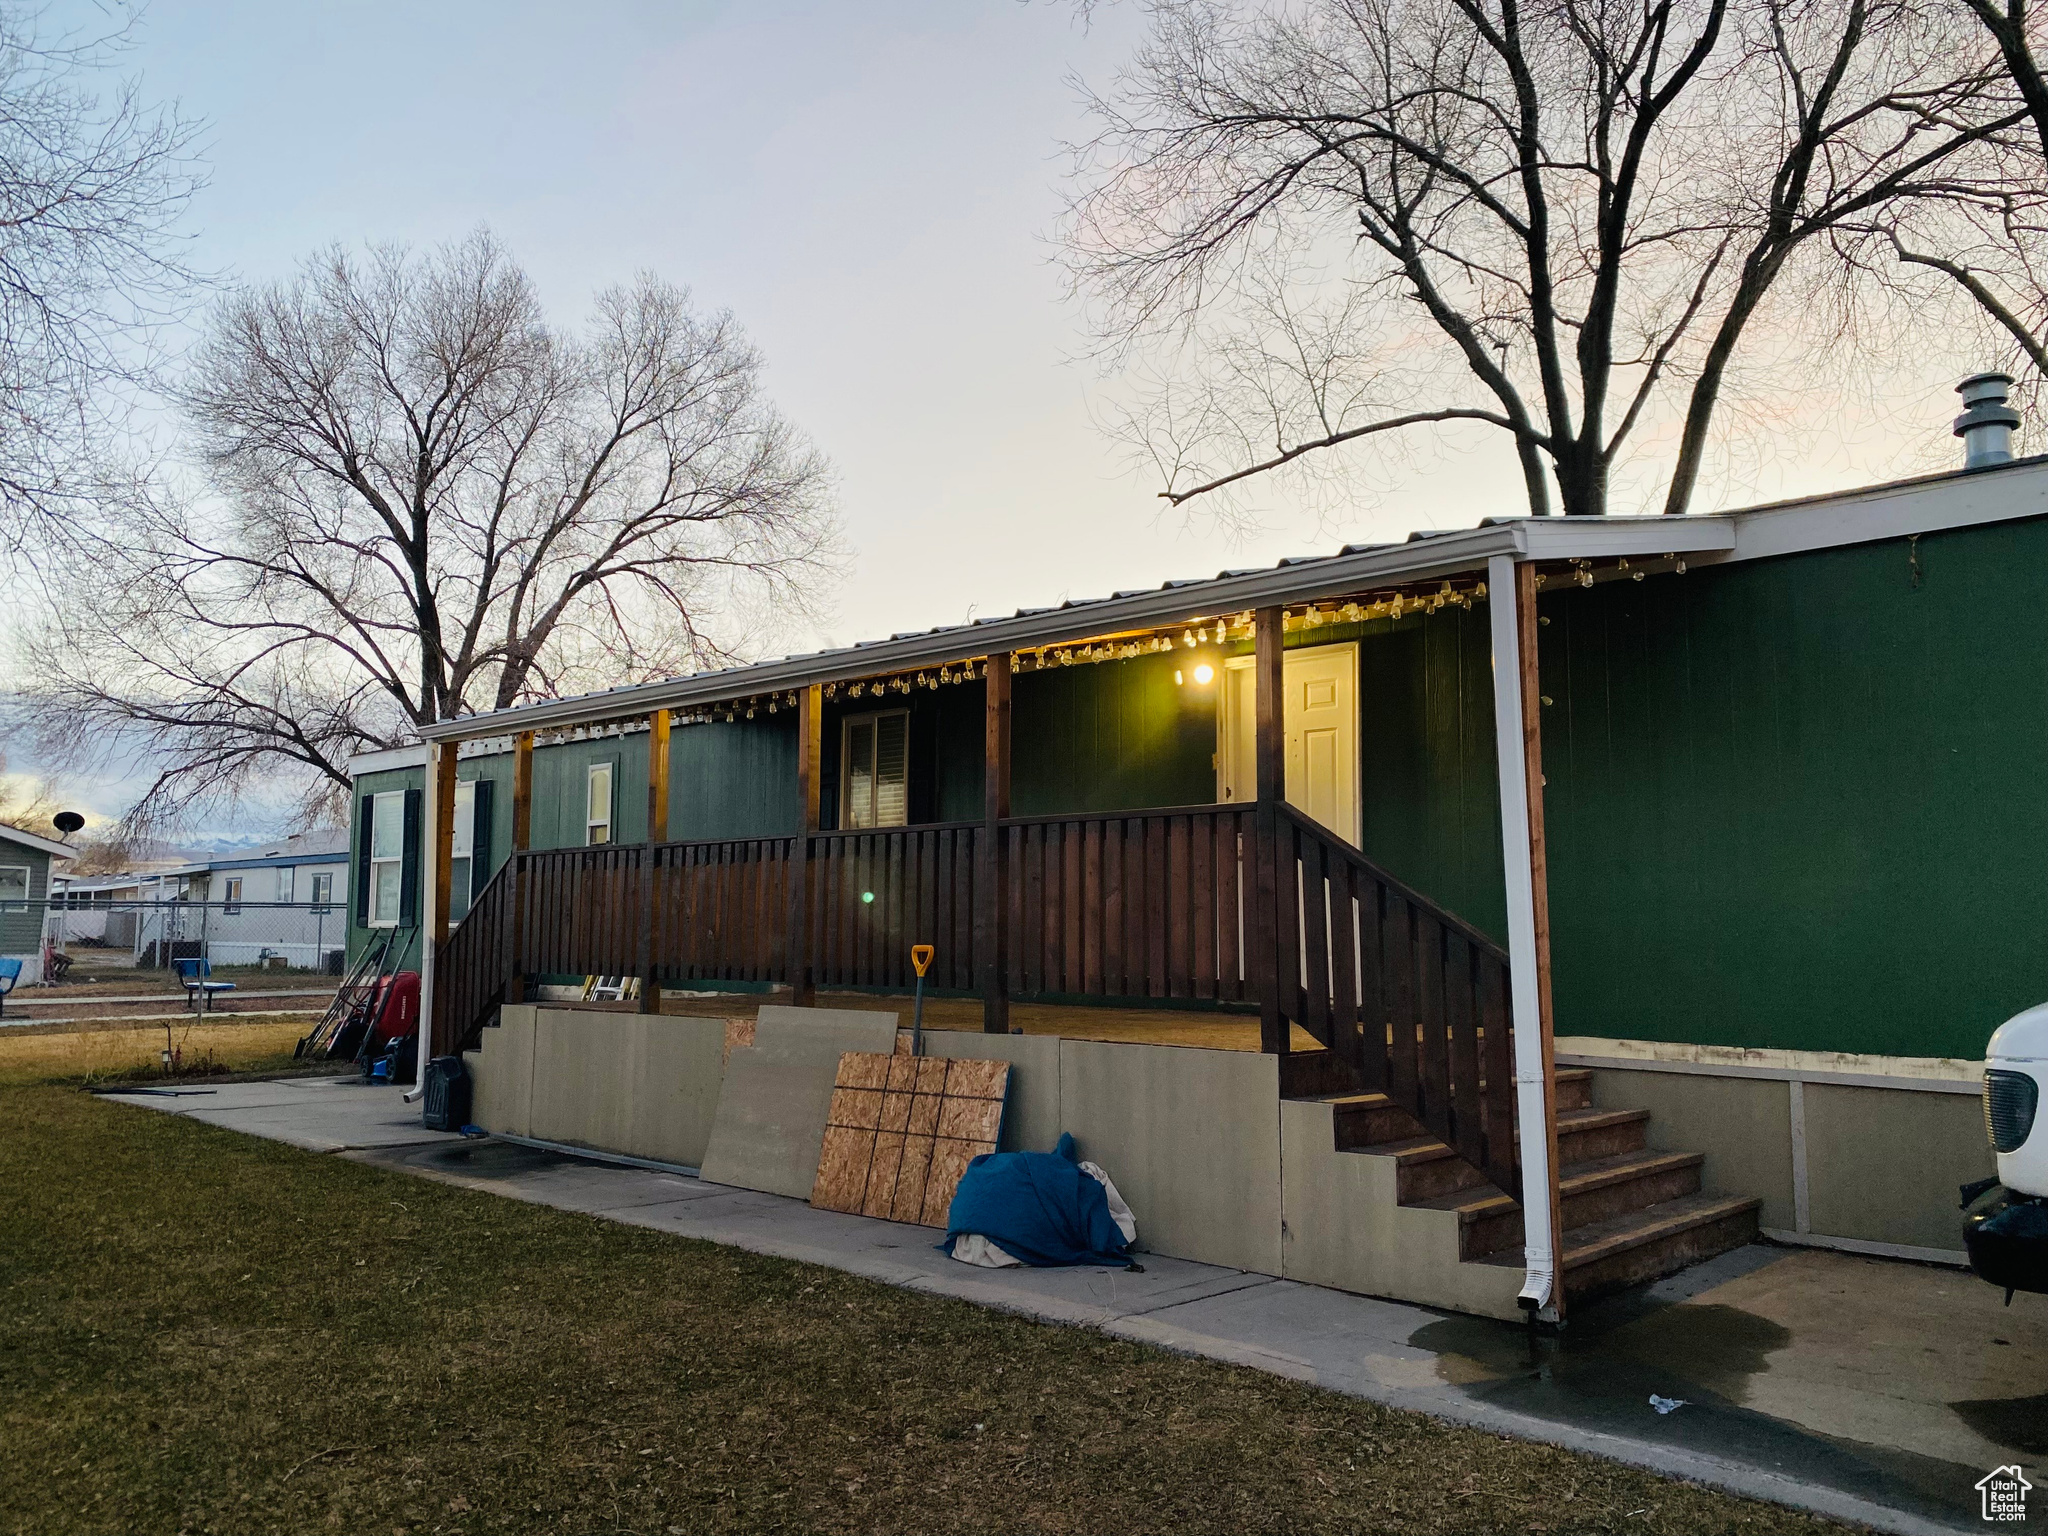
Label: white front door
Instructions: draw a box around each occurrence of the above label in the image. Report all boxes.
[1217,642,1361,844]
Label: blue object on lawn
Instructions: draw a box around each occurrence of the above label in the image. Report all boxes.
[941,1131,1132,1268]
[172,957,237,1012]
[0,956,20,1019]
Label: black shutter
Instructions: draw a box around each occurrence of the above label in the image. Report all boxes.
[355,794,374,925]
[470,777,495,901]
[399,787,422,924]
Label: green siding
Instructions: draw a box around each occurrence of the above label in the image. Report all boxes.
[1011,650,1216,815]
[671,717,798,839]
[1539,519,2048,1061]
[1353,608,1509,942]
[0,834,52,954]
[530,733,649,850]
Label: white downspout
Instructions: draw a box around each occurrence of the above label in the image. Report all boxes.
[1486,554,1558,1319]
[403,739,443,1105]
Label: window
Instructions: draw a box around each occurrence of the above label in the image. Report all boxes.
[586,762,613,845]
[0,865,27,911]
[222,876,243,915]
[451,780,477,919]
[369,790,405,926]
[308,872,333,912]
[841,710,909,829]
[276,867,294,904]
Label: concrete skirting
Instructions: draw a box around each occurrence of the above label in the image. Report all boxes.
[467,1006,728,1170]
[467,1010,1504,1316]
[1279,1097,1524,1320]
[1573,1051,1992,1263]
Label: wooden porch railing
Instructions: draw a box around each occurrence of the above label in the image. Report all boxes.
[433,803,1520,1203]
[434,855,516,1058]
[809,823,980,992]
[1000,805,1257,1003]
[648,836,794,984]
[1276,804,1519,1197]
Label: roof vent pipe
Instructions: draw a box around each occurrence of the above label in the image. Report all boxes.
[1955,372,2020,469]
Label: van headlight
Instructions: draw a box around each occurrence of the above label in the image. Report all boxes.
[1986,1069,2040,1154]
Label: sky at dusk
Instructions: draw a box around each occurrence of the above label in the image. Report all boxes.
[3,0,1985,835]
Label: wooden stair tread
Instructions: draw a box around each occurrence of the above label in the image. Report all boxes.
[1408,1149,1705,1220]
[1477,1192,1763,1271]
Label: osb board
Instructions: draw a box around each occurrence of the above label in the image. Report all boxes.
[811,1052,1008,1227]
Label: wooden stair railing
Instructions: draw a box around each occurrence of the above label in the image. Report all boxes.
[1275,804,1521,1202]
[434,855,518,1055]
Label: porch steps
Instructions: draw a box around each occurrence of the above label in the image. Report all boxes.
[1293,1058,1761,1306]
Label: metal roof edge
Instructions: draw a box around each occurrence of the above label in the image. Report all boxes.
[1723,454,2048,564]
[422,518,1748,742]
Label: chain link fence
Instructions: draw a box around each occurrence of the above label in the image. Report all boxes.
[36,898,350,977]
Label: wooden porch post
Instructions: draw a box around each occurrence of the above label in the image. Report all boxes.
[506,730,534,1004]
[638,709,670,1014]
[1253,607,1289,1054]
[789,684,822,1006]
[421,737,459,1066]
[981,652,1012,1033]
[1488,554,1566,1322]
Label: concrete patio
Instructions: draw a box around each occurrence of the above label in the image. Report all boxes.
[102,1074,2047,1536]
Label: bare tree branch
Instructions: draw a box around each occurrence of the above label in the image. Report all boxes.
[16,231,841,832]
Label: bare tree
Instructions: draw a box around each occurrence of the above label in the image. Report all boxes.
[19,231,839,829]
[0,2,203,550]
[1857,2,2048,388]
[1066,0,2031,518]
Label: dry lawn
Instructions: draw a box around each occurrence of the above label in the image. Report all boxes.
[0,1070,1849,1534]
[0,1017,308,1087]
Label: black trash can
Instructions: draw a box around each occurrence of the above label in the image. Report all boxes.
[422,1055,471,1133]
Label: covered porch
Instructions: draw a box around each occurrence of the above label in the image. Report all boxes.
[413,514,1742,1321]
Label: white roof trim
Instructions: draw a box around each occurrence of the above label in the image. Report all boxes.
[401,454,2048,748]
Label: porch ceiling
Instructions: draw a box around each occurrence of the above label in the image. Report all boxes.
[419,513,1734,743]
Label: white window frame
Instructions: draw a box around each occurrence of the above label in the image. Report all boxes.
[369,789,405,927]
[222,876,243,915]
[840,709,910,829]
[308,871,333,913]
[451,779,477,917]
[276,866,294,904]
[585,762,614,846]
[0,864,28,911]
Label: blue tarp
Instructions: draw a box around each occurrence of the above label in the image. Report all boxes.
[941,1132,1132,1268]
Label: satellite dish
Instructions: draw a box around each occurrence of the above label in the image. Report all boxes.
[52,811,85,836]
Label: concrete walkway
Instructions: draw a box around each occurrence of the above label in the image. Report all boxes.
[103,1077,2046,1536]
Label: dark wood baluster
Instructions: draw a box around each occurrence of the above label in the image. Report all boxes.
[1478,956,1517,1196]
[1167,815,1190,999]
[1388,898,1420,1115]
[1329,860,1362,1076]
[1416,912,1453,1147]
[1299,837,1333,1048]
[1445,931,1484,1174]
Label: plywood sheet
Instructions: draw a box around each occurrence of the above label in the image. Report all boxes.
[810,1050,1009,1227]
[699,1008,899,1197]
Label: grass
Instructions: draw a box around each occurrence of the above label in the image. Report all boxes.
[0,1054,1847,1535]
[0,1018,309,1084]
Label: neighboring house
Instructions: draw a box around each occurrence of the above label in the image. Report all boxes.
[0,823,75,985]
[50,834,352,972]
[145,833,352,972]
[346,407,2048,1320]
